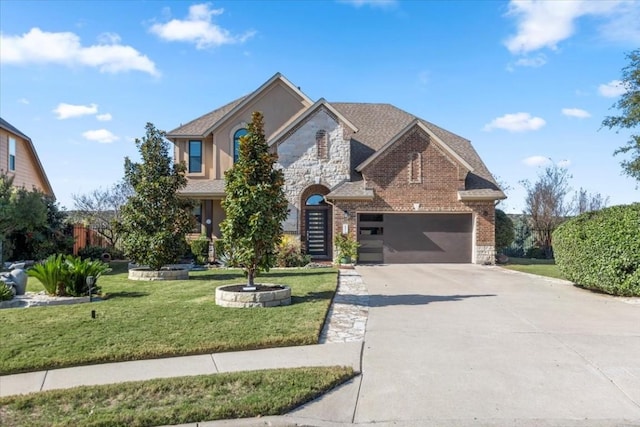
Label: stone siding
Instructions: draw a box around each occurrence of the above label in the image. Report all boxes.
[276,108,350,230]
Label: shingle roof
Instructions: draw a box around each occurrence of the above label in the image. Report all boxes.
[0,117,29,140]
[331,103,503,195]
[326,181,374,200]
[167,96,248,137]
[0,117,55,197]
[178,179,225,197]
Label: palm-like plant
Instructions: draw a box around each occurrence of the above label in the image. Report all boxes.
[28,255,110,296]
[27,254,68,295]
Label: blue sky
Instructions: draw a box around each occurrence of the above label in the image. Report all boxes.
[1,0,638,213]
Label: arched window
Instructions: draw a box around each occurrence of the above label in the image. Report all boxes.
[316,130,328,160]
[233,128,248,163]
[305,194,326,206]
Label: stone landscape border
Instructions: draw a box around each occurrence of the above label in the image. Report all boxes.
[215,284,291,308]
[128,267,189,281]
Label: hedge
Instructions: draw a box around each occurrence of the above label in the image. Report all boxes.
[553,203,640,296]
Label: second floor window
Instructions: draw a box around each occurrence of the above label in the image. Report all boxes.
[189,140,202,173]
[9,137,16,171]
[233,128,248,163]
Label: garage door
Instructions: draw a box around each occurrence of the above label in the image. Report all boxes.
[358,213,473,263]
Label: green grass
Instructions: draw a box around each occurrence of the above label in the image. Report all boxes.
[501,257,565,280]
[1,262,338,375]
[0,366,355,427]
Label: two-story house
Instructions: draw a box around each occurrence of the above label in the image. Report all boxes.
[0,117,54,197]
[167,73,505,264]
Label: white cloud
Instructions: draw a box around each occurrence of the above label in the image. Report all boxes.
[598,80,626,98]
[53,103,98,120]
[515,54,547,68]
[18,98,29,105]
[562,108,591,118]
[598,2,640,44]
[557,159,572,168]
[97,32,122,44]
[338,0,397,8]
[504,0,635,55]
[523,156,552,167]
[82,129,119,143]
[0,27,159,76]
[96,113,112,122]
[483,112,546,132]
[149,3,255,49]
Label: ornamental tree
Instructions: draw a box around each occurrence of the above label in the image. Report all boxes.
[119,123,194,270]
[71,180,133,248]
[602,49,640,182]
[218,111,288,287]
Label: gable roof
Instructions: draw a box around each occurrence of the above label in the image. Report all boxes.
[167,73,313,139]
[331,103,504,196]
[167,96,248,138]
[0,117,55,197]
[354,119,474,173]
[268,98,358,146]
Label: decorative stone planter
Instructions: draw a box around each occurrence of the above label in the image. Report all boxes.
[215,284,291,308]
[128,267,189,281]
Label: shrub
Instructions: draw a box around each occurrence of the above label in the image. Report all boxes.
[495,209,515,252]
[28,255,110,296]
[78,246,124,261]
[525,247,546,259]
[276,235,311,267]
[0,282,13,301]
[64,256,110,297]
[553,203,640,296]
[335,234,359,263]
[189,236,210,265]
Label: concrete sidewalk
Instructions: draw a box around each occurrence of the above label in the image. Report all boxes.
[0,342,363,397]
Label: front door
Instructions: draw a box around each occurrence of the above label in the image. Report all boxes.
[305,208,329,258]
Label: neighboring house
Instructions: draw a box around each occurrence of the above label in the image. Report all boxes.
[167,73,505,264]
[0,117,54,197]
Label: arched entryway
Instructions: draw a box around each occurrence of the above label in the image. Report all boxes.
[301,185,332,260]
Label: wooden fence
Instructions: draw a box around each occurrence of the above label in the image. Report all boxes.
[72,224,110,255]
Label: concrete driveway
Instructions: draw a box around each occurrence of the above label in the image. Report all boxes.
[294,264,640,426]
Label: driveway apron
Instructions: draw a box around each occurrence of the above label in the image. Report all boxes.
[354,264,640,426]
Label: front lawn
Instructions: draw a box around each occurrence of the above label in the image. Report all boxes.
[501,257,565,280]
[0,262,338,375]
[0,366,355,427]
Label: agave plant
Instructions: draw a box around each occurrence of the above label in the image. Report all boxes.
[27,254,68,296]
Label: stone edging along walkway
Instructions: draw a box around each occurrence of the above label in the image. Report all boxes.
[320,268,369,344]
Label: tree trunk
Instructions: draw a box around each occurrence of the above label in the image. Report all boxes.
[247,268,255,287]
